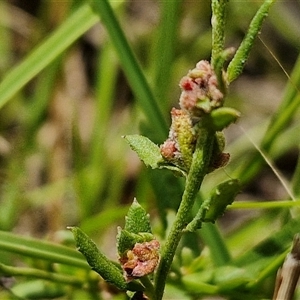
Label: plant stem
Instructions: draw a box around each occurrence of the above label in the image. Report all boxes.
[140,276,156,300]
[154,130,214,300]
[211,0,227,68]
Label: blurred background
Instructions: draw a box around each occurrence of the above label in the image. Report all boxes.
[0,1,299,296]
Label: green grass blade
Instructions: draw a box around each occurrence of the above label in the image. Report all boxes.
[230,200,300,210]
[11,280,66,299]
[25,60,61,137]
[74,41,119,217]
[292,153,300,198]
[200,223,231,266]
[0,230,89,269]
[88,0,168,141]
[0,263,84,286]
[0,4,98,110]
[0,2,12,74]
[151,0,182,111]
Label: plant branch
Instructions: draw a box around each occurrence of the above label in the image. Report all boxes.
[154,129,214,300]
[140,276,156,300]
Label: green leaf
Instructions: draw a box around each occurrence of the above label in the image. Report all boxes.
[116,229,154,256]
[187,179,240,231]
[226,0,276,83]
[125,198,152,234]
[117,229,139,256]
[124,134,188,176]
[0,230,88,269]
[0,263,84,287]
[0,4,98,110]
[11,280,65,299]
[69,227,127,290]
[89,0,168,141]
[210,107,240,131]
[202,179,240,222]
[124,135,163,169]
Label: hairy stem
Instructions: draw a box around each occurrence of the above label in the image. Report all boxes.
[140,276,156,300]
[211,0,228,68]
[154,130,214,300]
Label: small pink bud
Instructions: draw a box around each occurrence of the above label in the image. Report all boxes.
[160,139,178,160]
[179,76,196,91]
[179,60,223,115]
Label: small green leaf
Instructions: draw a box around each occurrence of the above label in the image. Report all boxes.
[117,228,138,256]
[124,134,188,176]
[123,135,163,169]
[210,107,240,131]
[69,227,127,290]
[226,0,276,83]
[125,199,152,234]
[117,229,154,256]
[187,179,240,231]
[203,179,240,222]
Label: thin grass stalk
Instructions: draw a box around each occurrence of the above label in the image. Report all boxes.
[0,263,85,287]
[151,0,182,112]
[89,0,168,141]
[0,4,98,109]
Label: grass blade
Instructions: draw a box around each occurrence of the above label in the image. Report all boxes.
[88,0,168,141]
[0,230,89,269]
[151,0,182,111]
[0,4,98,110]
